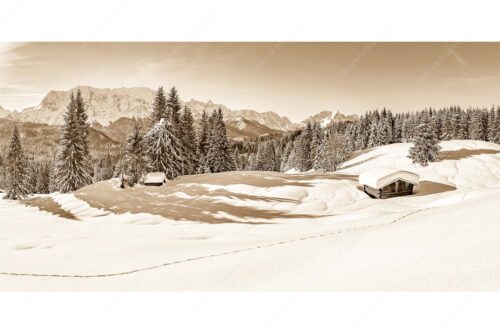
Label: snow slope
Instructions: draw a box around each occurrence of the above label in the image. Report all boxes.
[1,140,500,290]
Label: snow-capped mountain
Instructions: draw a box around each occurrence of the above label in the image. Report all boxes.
[9,86,153,125]
[183,99,297,131]
[301,110,359,128]
[1,86,357,134]
[3,86,298,131]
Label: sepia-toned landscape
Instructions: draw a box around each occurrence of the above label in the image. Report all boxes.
[1,43,500,290]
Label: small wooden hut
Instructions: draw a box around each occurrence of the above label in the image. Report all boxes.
[359,168,419,199]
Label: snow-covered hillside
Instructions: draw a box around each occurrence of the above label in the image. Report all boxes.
[1,140,500,290]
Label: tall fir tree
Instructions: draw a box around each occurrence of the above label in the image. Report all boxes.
[469,109,486,140]
[256,140,279,171]
[149,87,168,128]
[145,118,183,179]
[167,86,182,132]
[197,110,210,172]
[457,111,469,139]
[205,108,235,173]
[179,106,199,175]
[315,133,350,172]
[4,126,30,200]
[408,115,441,167]
[490,107,500,143]
[294,122,313,171]
[440,110,453,140]
[123,122,147,186]
[53,92,93,193]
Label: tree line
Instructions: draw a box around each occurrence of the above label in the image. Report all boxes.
[1,86,236,199]
[2,86,500,200]
[237,105,500,172]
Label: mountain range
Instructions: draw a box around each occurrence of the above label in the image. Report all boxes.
[0,86,358,139]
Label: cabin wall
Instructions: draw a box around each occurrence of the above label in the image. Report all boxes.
[364,181,414,199]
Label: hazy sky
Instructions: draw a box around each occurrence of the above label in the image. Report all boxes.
[1,42,500,121]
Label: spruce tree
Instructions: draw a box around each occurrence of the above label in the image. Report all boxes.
[36,161,52,194]
[167,86,182,131]
[457,111,469,139]
[179,106,199,175]
[487,106,496,142]
[368,121,380,147]
[149,87,168,128]
[440,110,453,140]
[74,89,91,159]
[469,109,485,140]
[294,123,313,171]
[256,140,279,171]
[310,122,322,163]
[490,107,500,143]
[408,116,441,167]
[145,118,183,179]
[316,133,350,172]
[123,122,147,186]
[280,141,294,172]
[197,110,210,173]
[4,126,30,200]
[205,108,235,173]
[53,92,93,193]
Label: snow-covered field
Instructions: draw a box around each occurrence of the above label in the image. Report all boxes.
[1,140,500,290]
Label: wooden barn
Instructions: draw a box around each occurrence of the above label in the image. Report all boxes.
[359,168,419,199]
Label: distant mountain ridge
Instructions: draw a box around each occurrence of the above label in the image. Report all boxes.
[0,86,357,136]
[300,110,359,128]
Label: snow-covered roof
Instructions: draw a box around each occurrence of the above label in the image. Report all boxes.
[359,168,419,189]
[144,172,167,184]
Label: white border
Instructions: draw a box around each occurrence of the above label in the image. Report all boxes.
[2,1,500,331]
[1,0,500,41]
[1,292,500,333]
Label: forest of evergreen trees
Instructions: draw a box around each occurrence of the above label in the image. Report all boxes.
[238,105,500,172]
[1,84,500,200]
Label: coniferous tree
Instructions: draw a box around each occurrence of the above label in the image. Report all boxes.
[205,109,235,173]
[294,123,313,171]
[316,133,351,172]
[393,114,403,143]
[145,118,183,179]
[246,152,257,171]
[167,86,182,132]
[469,109,485,140]
[35,161,52,194]
[149,87,168,128]
[123,122,147,186]
[53,92,93,193]
[490,107,500,143]
[280,140,294,172]
[74,89,91,160]
[232,148,242,170]
[408,116,441,167]
[310,122,322,163]
[197,110,210,172]
[487,106,496,142]
[368,121,380,147]
[4,126,30,200]
[179,106,199,175]
[440,110,453,140]
[457,111,469,139]
[256,140,279,171]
